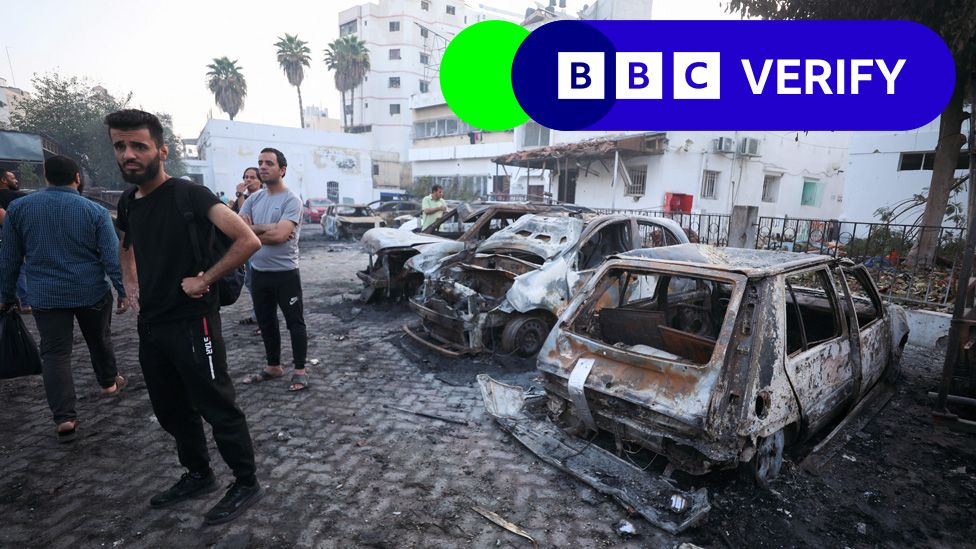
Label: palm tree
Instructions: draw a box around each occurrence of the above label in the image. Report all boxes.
[206,57,247,120]
[324,36,370,130]
[274,34,312,128]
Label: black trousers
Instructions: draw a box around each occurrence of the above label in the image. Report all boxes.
[252,269,307,368]
[33,291,118,424]
[138,311,256,484]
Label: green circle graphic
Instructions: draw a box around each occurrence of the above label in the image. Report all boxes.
[441,20,529,131]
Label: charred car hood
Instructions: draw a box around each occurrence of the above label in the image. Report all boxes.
[476,215,584,261]
[361,228,450,254]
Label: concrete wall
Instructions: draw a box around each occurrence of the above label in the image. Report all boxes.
[190,119,374,204]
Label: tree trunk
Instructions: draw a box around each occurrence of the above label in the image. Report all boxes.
[340,90,347,130]
[297,85,305,129]
[910,78,968,267]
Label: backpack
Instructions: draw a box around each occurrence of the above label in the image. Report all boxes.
[121,180,245,307]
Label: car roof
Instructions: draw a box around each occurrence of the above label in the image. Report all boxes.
[457,201,592,221]
[617,244,834,276]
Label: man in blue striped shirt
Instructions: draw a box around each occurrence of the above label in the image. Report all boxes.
[0,156,127,442]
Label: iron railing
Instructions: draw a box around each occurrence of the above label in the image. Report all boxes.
[594,209,732,246]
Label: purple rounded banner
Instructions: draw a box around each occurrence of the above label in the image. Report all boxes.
[511,20,956,131]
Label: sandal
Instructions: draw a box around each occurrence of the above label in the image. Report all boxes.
[242,369,284,385]
[57,420,79,443]
[101,375,127,397]
[288,373,309,392]
[239,317,257,325]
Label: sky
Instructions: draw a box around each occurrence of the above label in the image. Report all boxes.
[1,1,738,139]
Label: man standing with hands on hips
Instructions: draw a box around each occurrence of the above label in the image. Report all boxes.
[108,109,263,525]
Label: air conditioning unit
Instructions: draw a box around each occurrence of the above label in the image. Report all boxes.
[714,137,735,154]
[739,137,761,156]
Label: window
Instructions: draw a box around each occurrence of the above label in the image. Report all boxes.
[389,21,400,31]
[626,165,647,196]
[390,103,401,115]
[372,163,380,176]
[420,26,429,38]
[419,80,430,93]
[801,179,823,207]
[899,151,971,171]
[339,20,357,36]
[522,121,550,147]
[701,170,719,199]
[785,269,842,355]
[762,175,780,203]
[421,0,430,10]
[446,5,455,14]
[420,53,429,65]
[389,49,401,60]
[344,104,353,115]
[389,77,400,88]
[327,181,340,203]
[413,117,472,139]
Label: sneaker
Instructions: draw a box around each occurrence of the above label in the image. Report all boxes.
[203,481,263,525]
[149,470,218,508]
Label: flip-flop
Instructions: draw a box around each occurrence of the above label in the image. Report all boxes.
[101,375,127,397]
[242,369,284,385]
[57,420,78,443]
[288,373,309,392]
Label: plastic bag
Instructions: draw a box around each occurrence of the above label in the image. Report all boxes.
[0,309,43,379]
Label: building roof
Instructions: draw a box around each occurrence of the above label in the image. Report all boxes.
[492,132,667,170]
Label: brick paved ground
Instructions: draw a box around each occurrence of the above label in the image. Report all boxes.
[0,229,672,548]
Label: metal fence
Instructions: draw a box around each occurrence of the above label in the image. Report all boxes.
[593,208,732,246]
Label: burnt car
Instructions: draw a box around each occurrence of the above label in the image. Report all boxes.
[369,199,422,228]
[321,204,386,240]
[357,202,591,301]
[533,244,909,486]
[303,197,334,224]
[404,214,689,357]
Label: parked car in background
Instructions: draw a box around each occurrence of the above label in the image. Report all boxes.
[303,197,334,223]
[404,213,688,357]
[358,202,592,301]
[321,204,385,240]
[369,199,422,228]
[535,244,909,487]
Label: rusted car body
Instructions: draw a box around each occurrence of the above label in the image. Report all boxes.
[404,214,689,357]
[535,244,909,485]
[321,204,386,240]
[357,202,590,301]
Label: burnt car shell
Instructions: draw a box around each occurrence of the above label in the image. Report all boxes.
[536,244,909,483]
[357,202,592,301]
[405,214,689,357]
[322,204,385,240]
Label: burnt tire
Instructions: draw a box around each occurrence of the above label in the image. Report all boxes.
[751,429,785,489]
[500,314,551,358]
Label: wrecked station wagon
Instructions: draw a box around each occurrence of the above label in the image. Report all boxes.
[404,213,689,358]
[534,244,909,485]
[357,202,591,301]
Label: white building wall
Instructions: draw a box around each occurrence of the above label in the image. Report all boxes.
[191,120,375,204]
[844,117,972,223]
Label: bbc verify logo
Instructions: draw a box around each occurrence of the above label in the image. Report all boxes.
[439,20,956,132]
[558,53,906,100]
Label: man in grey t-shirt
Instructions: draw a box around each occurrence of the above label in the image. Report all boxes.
[240,148,309,391]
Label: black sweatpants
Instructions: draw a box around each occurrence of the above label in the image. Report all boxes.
[138,311,256,484]
[252,268,307,368]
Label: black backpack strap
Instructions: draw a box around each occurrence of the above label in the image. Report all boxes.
[119,186,139,250]
[173,181,206,271]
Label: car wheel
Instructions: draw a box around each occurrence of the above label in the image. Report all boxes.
[751,429,785,489]
[500,314,551,358]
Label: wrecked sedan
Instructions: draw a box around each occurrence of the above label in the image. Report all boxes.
[404,213,689,357]
[535,244,909,486]
[357,202,591,301]
[321,204,386,240]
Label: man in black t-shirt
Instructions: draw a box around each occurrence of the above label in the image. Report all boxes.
[107,109,263,526]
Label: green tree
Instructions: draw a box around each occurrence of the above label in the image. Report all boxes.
[726,0,976,267]
[325,35,370,130]
[275,33,312,128]
[11,73,184,189]
[206,57,247,121]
